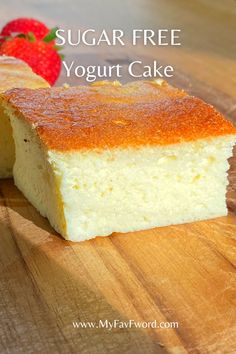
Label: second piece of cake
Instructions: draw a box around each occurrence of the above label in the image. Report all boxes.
[1,80,236,241]
[0,56,49,178]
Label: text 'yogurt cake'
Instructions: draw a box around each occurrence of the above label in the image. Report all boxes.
[1,80,236,241]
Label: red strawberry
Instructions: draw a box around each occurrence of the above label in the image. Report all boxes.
[0,36,61,85]
[0,18,50,40]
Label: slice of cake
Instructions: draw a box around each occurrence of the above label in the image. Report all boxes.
[1,80,236,241]
[0,56,49,178]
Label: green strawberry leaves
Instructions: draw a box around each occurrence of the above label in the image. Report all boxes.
[0,26,64,59]
[43,27,58,43]
[43,27,65,59]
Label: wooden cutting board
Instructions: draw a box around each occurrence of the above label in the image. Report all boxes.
[1,66,236,354]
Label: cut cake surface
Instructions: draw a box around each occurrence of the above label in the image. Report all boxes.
[0,56,49,178]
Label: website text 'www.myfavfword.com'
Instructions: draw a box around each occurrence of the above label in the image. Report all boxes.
[72,319,179,331]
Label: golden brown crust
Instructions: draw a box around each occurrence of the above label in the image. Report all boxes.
[2,80,236,151]
[0,55,49,92]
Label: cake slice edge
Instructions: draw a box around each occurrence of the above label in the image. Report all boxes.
[5,105,236,241]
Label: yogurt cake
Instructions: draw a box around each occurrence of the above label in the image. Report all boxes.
[0,56,49,178]
[1,80,236,241]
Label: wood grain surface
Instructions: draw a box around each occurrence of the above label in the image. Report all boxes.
[0,1,236,353]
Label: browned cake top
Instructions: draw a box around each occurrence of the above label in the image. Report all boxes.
[2,80,236,151]
[0,56,49,92]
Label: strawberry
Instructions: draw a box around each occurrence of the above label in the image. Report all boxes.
[0,18,50,40]
[0,35,61,85]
